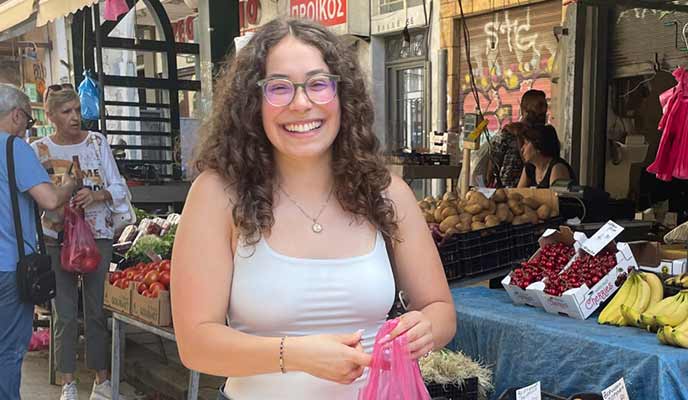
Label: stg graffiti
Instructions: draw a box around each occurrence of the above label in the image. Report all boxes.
[460,6,558,133]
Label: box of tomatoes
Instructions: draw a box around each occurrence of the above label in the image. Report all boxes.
[105,260,172,325]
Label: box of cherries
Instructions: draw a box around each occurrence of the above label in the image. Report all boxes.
[530,221,638,320]
[502,226,586,308]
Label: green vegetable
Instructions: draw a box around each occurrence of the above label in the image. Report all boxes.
[135,208,150,222]
[125,235,171,265]
[161,224,177,246]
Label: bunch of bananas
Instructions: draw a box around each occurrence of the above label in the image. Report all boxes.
[654,291,688,347]
[598,271,664,327]
[664,274,688,288]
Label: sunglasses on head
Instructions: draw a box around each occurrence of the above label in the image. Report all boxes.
[45,83,75,100]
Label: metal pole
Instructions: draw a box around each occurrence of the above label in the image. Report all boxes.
[92,3,107,136]
[437,48,447,133]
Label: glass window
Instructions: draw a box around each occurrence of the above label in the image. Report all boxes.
[394,67,425,151]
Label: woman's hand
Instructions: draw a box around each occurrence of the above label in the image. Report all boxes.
[72,188,101,209]
[385,311,434,360]
[287,332,371,385]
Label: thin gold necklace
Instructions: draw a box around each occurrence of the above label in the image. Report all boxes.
[279,186,334,233]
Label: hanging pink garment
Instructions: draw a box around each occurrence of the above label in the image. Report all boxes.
[104,0,130,21]
[647,67,688,181]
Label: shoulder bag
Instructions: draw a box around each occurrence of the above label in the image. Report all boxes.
[6,135,56,305]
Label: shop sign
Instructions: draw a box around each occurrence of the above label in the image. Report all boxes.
[172,16,195,43]
[240,0,262,30]
[289,0,346,27]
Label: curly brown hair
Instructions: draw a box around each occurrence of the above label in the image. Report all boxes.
[193,17,397,245]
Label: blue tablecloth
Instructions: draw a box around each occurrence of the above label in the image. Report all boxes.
[450,287,688,400]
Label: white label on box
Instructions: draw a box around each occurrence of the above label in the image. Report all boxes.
[516,381,541,400]
[582,221,624,256]
[602,377,629,400]
[477,188,496,199]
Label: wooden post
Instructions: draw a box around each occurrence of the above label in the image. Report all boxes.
[461,147,471,198]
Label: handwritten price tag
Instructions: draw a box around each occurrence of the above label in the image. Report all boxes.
[516,381,541,400]
[582,220,624,256]
[602,377,629,400]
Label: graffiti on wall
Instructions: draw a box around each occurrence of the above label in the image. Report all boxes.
[460,6,558,134]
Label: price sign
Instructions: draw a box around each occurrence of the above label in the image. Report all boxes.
[582,220,624,256]
[602,377,629,400]
[516,381,541,400]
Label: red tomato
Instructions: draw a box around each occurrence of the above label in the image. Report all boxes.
[135,262,146,270]
[124,269,137,279]
[109,271,123,285]
[136,282,148,295]
[141,289,152,298]
[131,273,144,282]
[114,278,129,290]
[158,271,170,289]
[148,281,165,295]
[143,270,160,286]
[158,260,171,273]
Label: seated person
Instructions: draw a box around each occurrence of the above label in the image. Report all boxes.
[517,124,576,188]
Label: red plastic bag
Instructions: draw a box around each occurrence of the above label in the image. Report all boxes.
[28,329,50,352]
[61,205,101,273]
[358,319,431,400]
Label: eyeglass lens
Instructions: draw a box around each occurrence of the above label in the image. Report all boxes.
[263,76,337,106]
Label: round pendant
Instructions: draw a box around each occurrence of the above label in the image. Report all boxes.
[312,223,323,233]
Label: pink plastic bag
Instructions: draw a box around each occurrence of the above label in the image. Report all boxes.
[60,205,101,273]
[358,319,431,400]
[104,0,130,21]
[28,329,50,352]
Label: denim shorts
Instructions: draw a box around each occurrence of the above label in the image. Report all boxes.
[0,271,33,400]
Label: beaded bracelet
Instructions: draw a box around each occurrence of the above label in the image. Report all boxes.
[279,336,287,374]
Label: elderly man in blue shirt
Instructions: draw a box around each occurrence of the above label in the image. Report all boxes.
[0,83,76,400]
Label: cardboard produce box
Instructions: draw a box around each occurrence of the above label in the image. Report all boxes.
[628,241,687,275]
[131,289,172,327]
[530,221,639,320]
[103,280,133,314]
[502,226,587,308]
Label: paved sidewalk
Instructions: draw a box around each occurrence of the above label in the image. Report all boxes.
[21,349,139,400]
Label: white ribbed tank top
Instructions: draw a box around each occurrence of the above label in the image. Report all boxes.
[223,231,395,400]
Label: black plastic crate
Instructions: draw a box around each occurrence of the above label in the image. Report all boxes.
[426,377,479,400]
[438,224,511,280]
[497,388,565,400]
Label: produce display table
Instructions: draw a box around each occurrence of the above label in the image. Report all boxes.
[110,312,200,400]
[450,287,688,400]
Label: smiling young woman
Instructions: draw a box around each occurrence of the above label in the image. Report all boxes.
[171,17,456,400]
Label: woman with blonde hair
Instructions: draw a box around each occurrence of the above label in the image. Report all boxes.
[31,87,129,400]
[171,17,456,399]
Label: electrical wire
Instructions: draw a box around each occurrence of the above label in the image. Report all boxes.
[621,73,656,98]
[457,0,503,187]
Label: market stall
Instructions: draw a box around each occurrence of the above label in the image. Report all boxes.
[450,286,688,400]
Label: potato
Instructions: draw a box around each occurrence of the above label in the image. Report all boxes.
[441,207,459,220]
[523,197,541,210]
[472,211,490,222]
[444,227,460,237]
[549,207,559,218]
[471,222,486,231]
[424,211,435,223]
[508,199,525,216]
[440,215,461,233]
[456,221,471,233]
[434,207,445,222]
[418,200,431,210]
[496,203,510,221]
[523,209,539,224]
[512,215,529,225]
[458,212,473,225]
[465,203,483,215]
[493,188,507,203]
[443,191,459,202]
[507,192,524,202]
[485,215,500,227]
[458,199,468,209]
[423,196,435,204]
[505,210,515,223]
[537,204,552,220]
[487,200,497,214]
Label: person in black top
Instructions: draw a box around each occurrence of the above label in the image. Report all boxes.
[517,124,576,188]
